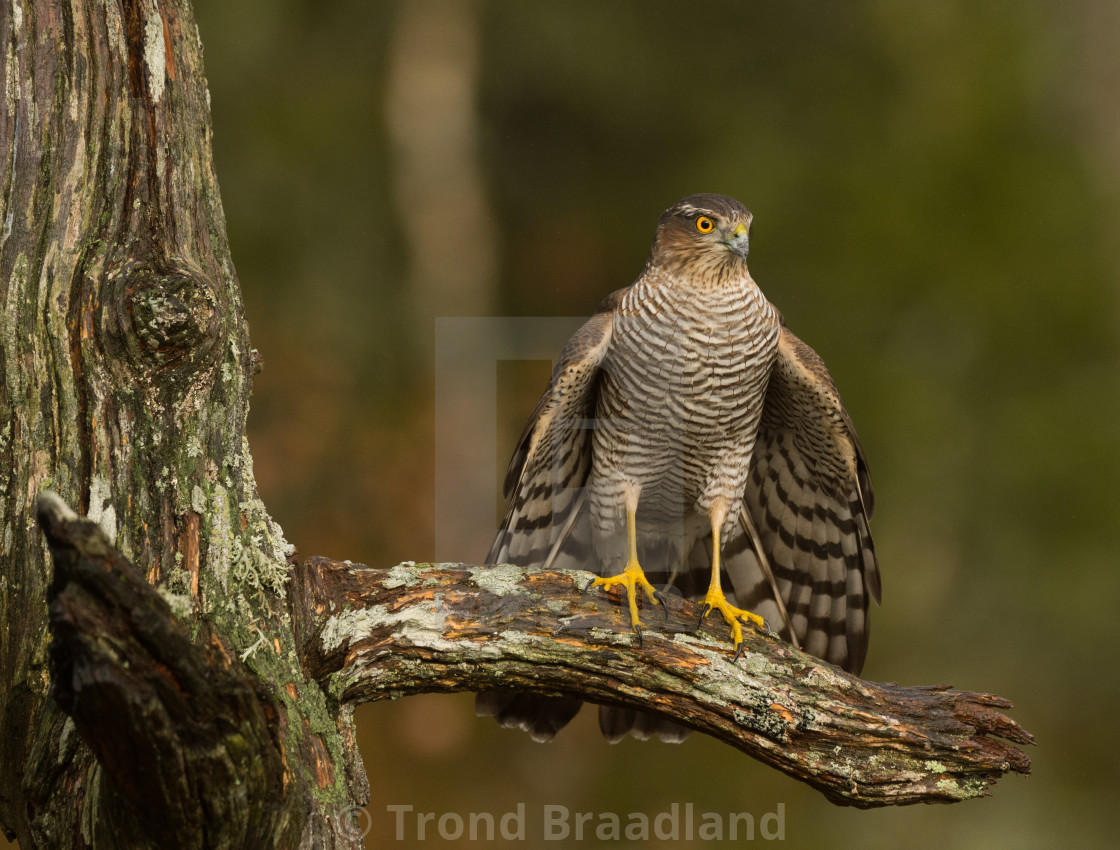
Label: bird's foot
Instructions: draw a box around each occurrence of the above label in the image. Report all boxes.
[696,587,765,661]
[586,561,662,641]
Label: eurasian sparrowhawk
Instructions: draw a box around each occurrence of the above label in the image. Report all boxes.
[476,194,880,743]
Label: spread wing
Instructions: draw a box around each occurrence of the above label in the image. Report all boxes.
[486,288,624,570]
[726,325,880,674]
[478,289,622,741]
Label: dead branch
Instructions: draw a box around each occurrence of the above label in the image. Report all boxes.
[36,492,1032,819]
[38,493,296,848]
[291,556,1033,808]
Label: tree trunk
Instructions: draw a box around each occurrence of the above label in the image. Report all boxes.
[0,2,1032,848]
[0,1,364,846]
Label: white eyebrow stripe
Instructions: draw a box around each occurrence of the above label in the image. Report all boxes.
[675,203,713,217]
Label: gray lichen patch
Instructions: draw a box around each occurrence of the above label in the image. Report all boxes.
[207,483,233,593]
[214,439,293,606]
[142,0,167,103]
[585,626,636,645]
[234,436,295,566]
[473,642,505,659]
[493,628,540,646]
[470,563,532,598]
[321,607,394,653]
[935,775,988,800]
[383,563,422,589]
[87,475,118,547]
[228,535,289,606]
[799,663,851,692]
[664,634,795,717]
[555,568,596,586]
[672,632,744,670]
[157,587,194,620]
[321,596,476,657]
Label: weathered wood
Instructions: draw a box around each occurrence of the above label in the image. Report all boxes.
[39,492,292,848]
[0,2,364,847]
[293,555,1032,808]
[30,501,1033,829]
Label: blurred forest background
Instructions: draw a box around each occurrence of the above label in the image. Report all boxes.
[33,1,1118,847]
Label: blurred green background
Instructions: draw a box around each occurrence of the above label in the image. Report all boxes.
[189,1,1117,847]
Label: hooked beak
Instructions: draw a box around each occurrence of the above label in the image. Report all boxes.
[725,221,750,260]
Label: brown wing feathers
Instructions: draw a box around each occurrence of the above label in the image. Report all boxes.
[486,290,622,568]
[477,291,621,740]
[733,326,880,674]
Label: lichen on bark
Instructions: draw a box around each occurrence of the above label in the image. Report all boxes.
[0,2,369,846]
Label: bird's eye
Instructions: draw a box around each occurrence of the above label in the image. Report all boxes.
[695,216,715,233]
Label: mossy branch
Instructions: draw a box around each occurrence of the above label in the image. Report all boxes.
[291,556,1033,808]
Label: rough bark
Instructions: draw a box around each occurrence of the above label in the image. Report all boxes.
[39,493,290,847]
[0,1,1032,847]
[1,1,362,847]
[292,557,1032,809]
[31,499,1033,831]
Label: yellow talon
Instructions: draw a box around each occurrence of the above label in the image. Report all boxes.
[589,560,661,634]
[698,504,765,659]
[588,494,661,638]
[697,586,766,653]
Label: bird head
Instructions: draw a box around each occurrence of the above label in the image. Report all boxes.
[648,193,754,284]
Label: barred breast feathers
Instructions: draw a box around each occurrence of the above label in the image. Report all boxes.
[595,272,781,518]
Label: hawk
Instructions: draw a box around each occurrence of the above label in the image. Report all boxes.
[476,194,880,743]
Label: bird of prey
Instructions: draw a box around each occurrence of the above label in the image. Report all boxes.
[476,193,880,743]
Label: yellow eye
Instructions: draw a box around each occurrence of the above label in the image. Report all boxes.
[695,216,715,233]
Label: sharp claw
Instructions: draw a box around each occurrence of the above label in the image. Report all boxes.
[652,591,668,618]
[733,642,746,663]
[696,603,712,631]
[633,623,643,648]
[582,577,597,594]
